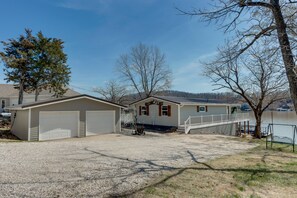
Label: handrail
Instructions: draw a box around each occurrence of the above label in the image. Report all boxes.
[184,116,191,134]
[184,113,249,134]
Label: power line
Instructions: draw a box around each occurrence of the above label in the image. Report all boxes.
[69,84,95,93]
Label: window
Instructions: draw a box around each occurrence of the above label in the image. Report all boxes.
[139,105,149,116]
[158,105,171,117]
[197,105,206,112]
[162,106,168,116]
[141,106,147,115]
[1,100,5,109]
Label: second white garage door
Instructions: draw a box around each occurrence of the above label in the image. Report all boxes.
[39,111,79,141]
[86,111,115,136]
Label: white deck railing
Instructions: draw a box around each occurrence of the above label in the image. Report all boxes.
[183,113,249,134]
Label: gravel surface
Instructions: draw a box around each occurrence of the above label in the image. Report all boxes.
[0,133,257,197]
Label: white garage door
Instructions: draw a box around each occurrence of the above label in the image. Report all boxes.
[39,111,79,141]
[86,111,115,136]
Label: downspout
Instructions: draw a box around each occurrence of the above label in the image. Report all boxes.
[28,108,31,141]
[178,104,181,127]
[10,111,17,129]
[119,107,121,133]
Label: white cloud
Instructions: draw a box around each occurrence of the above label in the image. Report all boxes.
[55,0,112,13]
[54,0,157,14]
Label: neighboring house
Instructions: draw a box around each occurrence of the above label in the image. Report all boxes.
[6,94,126,141]
[0,84,80,112]
[130,96,241,127]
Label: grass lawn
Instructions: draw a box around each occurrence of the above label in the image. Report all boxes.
[132,138,297,198]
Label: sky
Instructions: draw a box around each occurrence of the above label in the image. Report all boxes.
[0,0,229,96]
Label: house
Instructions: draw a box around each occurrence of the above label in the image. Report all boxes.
[0,84,80,112]
[130,96,241,128]
[6,94,126,141]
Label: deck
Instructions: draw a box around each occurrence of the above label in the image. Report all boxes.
[180,113,250,134]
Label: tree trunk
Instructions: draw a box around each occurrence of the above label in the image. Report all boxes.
[254,114,262,139]
[271,1,297,114]
[35,89,39,102]
[18,81,24,105]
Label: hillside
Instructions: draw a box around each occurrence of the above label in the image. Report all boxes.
[122,90,241,105]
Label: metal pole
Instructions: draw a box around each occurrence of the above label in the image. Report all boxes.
[271,111,274,139]
[244,121,246,135]
[293,125,296,152]
[247,121,250,134]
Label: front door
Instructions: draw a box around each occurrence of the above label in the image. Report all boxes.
[151,105,159,125]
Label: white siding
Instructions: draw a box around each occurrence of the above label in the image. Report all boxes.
[132,100,233,127]
[9,98,18,107]
[180,105,228,124]
[10,98,35,106]
[9,95,55,106]
[11,110,29,140]
[134,101,179,127]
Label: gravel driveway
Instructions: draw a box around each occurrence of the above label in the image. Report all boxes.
[0,133,256,197]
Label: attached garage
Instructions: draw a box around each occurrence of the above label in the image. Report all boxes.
[7,95,125,141]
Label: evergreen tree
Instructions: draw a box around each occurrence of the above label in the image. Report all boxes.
[0,29,71,103]
[29,31,70,101]
[0,29,35,104]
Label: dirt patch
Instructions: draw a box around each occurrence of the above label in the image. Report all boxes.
[133,143,297,198]
[0,128,19,141]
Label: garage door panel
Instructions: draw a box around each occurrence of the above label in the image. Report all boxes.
[41,129,71,140]
[86,111,115,136]
[39,111,79,141]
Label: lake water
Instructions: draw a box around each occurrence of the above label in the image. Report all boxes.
[248,111,297,144]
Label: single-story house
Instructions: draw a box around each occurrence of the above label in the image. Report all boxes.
[130,96,240,127]
[0,84,80,112]
[6,94,126,141]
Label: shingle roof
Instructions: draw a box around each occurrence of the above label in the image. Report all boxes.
[6,94,126,110]
[0,84,80,98]
[130,95,237,105]
[0,84,18,98]
[155,96,230,104]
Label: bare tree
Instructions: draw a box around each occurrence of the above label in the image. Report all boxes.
[93,80,127,105]
[178,0,297,113]
[116,43,172,99]
[205,43,288,138]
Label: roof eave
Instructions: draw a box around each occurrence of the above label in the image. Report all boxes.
[6,95,127,110]
[181,103,241,106]
[5,107,23,111]
[129,96,180,106]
